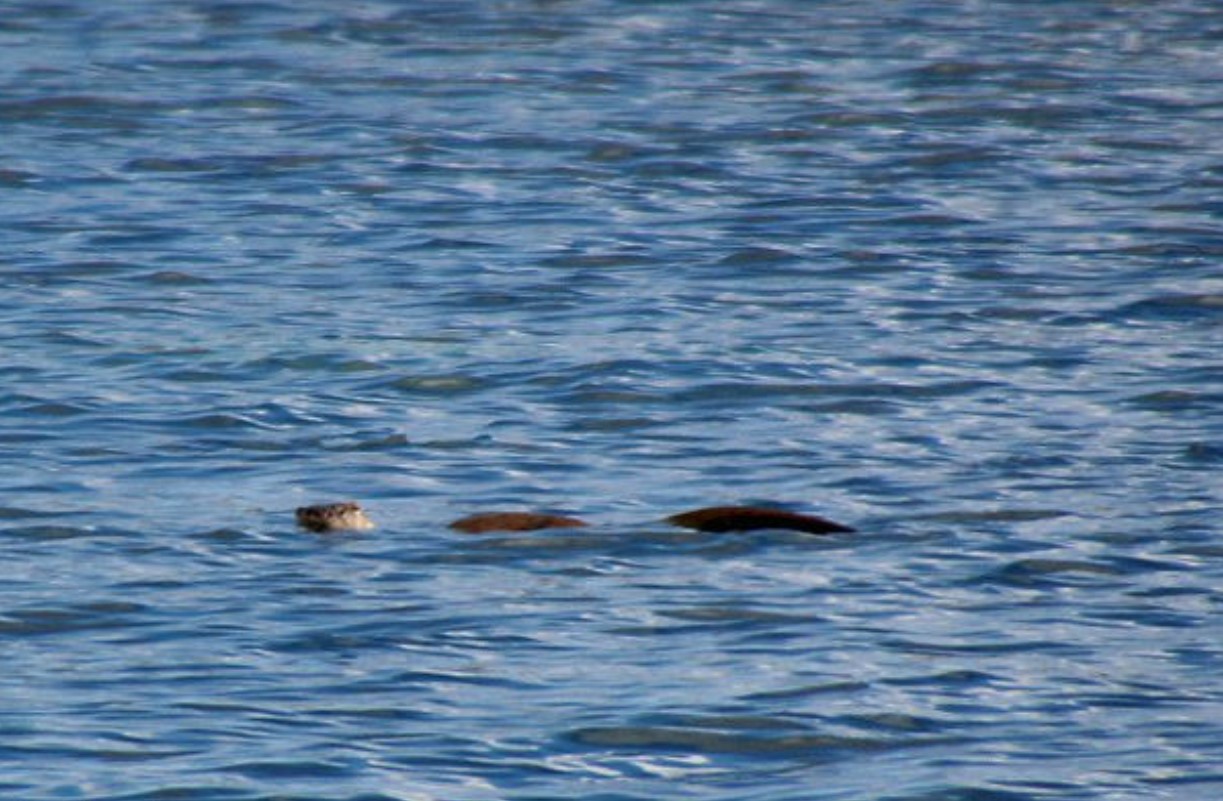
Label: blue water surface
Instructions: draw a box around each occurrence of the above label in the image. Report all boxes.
[2,2,1222,799]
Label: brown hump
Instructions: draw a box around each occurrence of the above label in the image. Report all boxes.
[448,511,589,534]
[664,505,854,535]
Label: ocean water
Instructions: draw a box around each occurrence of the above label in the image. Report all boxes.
[2,1,1222,799]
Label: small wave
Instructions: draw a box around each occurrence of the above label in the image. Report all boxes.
[0,168,39,186]
[884,669,1001,689]
[139,270,211,285]
[885,786,1039,801]
[224,759,355,780]
[1118,294,1223,321]
[673,379,1000,405]
[14,400,93,418]
[566,723,953,758]
[979,558,1121,588]
[1,524,101,541]
[882,636,1078,657]
[657,605,820,626]
[912,508,1071,524]
[123,157,223,174]
[717,246,801,266]
[319,432,411,452]
[1127,390,1222,412]
[0,506,57,521]
[0,94,165,124]
[1182,441,1223,463]
[174,413,273,431]
[245,353,383,373]
[741,681,872,702]
[0,601,151,636]
[379,374,488,395]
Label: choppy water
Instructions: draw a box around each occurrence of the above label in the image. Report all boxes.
[3,2,1223,799]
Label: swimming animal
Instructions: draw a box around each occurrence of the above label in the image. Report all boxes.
[449,511,589,534]
[295,501,376,533]
[665,505,855,535]
[294,502,853,535]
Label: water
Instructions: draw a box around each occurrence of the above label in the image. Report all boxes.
[2,1,1222,799]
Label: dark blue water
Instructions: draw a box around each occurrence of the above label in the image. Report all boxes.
[3,2,1222,799]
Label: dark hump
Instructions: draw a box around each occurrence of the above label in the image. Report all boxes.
[449,511,589,534]
[665,505,855,535]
